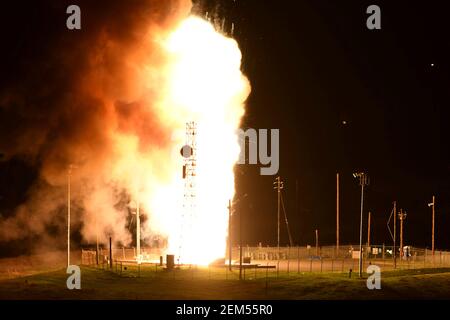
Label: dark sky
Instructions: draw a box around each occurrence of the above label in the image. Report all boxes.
[215,0,449,249]
[0,0,449,255]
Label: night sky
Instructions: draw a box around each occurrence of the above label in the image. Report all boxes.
[0,1,449,256]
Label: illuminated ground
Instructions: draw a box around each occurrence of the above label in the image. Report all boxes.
[1,266,450,299]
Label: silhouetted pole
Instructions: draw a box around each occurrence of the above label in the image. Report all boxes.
[353,172,369,278]
[358,180,364,277]
[295,179,299,241]
[67,165,75,268]
[239,206,243,280]
[393,201,397,268]
[398,209,407,258]
[336,173,340,252]
[95,217,99,265]
[273,176,284,258]
[315,229,319,256]
[136,201,140,261]
[109,236,113,269]
[429,196,436,255]
[367,211,371,249]
[228,199,232,271]
[277,178,281,255]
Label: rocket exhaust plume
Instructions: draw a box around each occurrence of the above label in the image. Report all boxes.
[0,1,250,265]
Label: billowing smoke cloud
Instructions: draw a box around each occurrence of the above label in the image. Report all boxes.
[0,0,193,245]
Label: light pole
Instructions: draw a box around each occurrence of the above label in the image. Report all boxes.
[273,176,284,259]
[428,196,436,255]
[353,172,369,278]
[336,173,340,253]
[398,209,407,259]
[67,164,76,268]
[315,229,319,256]
[228,199,232,271]
[136,200,141,262]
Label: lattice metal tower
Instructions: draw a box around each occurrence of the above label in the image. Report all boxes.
[178,121,198,263]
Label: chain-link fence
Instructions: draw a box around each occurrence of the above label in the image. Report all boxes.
[233,244,450,271]
[81,244,450,277]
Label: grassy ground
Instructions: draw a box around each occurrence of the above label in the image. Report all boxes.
[1,265,450,299]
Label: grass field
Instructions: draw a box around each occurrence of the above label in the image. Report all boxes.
[1,264,450,299]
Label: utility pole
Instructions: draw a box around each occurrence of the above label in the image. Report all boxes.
[315,229,319,256]
[95,216,99,265]
[336,173,340,252]
[353,172,369,278]
[295,179,299,240]
[428,196,436,255]
[367,211,371,249]
[136,200,140,262]
[228,199,232,271]
[393,201,397,268]
[273,176,284,258]
[398,209,407,258]
[67,165,74,268]
[239,202,243,280]
[109,236,113,269]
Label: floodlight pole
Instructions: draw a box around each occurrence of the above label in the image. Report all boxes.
[336,173,340,252]
[393,201,397,268]
[273,177,284,259]
[354,172,369,278]
[358,180,364,277]
[398,209,407,258]
[239,202,243,280]
[430,195,436,255]
[367,211,371,250]
[96,216,99,265]
[228,199,232,271]
[67,165,73,268]
[315,229,319,256]
[136,200,140,262]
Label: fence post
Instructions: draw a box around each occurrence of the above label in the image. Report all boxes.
[297,247,300,273]
[309,259,312,273]
[331,258,334,272]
